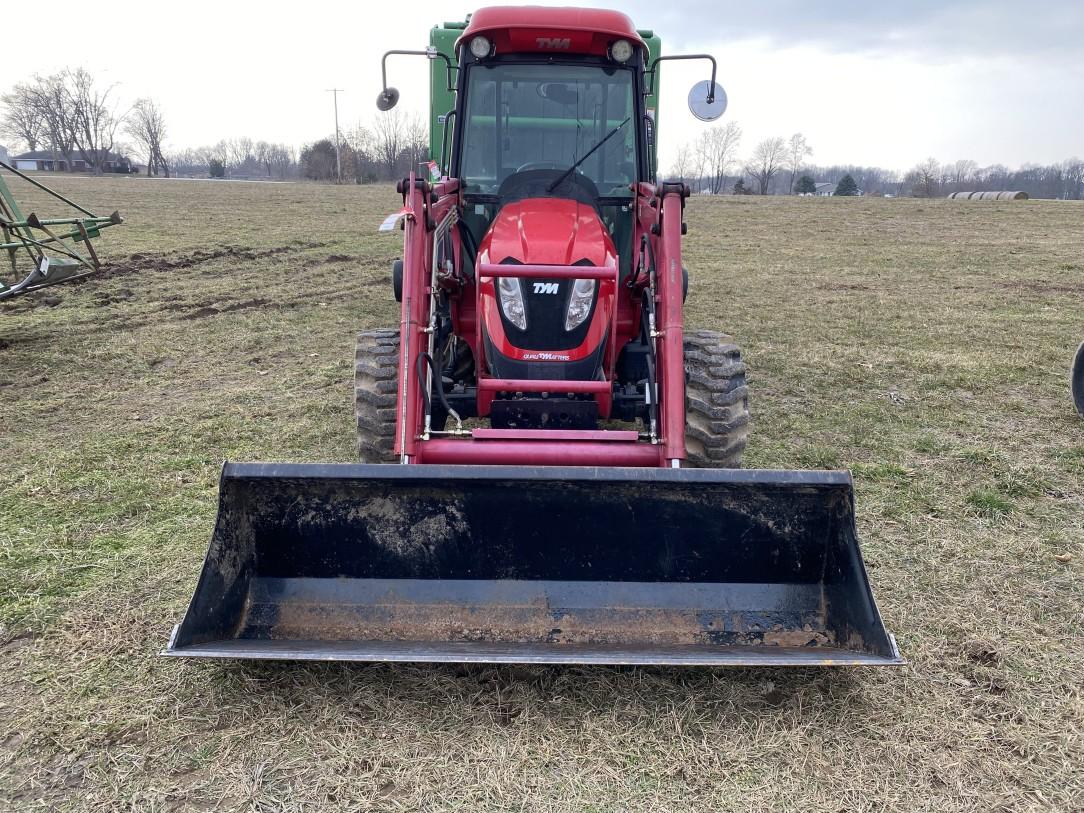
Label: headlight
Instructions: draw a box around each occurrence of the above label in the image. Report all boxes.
[564,278,595,330]
[470,36,492,59]
[498,276,527,330]
[610,39,633,63]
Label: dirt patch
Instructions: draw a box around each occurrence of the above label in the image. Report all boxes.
[178,298,271,320]
[815,282,870,292]
[91,287,134,307]
[98,241,329,279]
[997,279,1084,295]
[0,631,40,654]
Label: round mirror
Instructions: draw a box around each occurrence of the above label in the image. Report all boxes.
[376,87,400,111]
[688,81,727,122]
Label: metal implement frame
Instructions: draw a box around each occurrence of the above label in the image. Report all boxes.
[0,159,123,301]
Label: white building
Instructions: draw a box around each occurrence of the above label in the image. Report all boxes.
[10,150,134,173]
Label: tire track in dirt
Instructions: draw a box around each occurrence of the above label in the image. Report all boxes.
[98,241,332,279]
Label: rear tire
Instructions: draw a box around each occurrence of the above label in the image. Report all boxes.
[355,328,400,463]
[1072,340,1084,418]
[684,330,750,467]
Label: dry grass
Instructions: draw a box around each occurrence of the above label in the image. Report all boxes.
[1,175,1082,811]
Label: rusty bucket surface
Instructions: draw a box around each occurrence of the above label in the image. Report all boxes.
[164,463,901,666]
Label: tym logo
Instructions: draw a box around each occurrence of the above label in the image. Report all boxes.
[533,282,559,294]
[536,37,571,49]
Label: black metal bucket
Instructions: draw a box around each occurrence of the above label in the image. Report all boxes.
[164,463,901,666]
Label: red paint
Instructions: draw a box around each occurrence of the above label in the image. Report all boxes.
[416,438,661,467]
[394,176,460,462]
[483,198,614,267]
[477,197,617,367]
[655,187,688,464]
[457,7,645,57]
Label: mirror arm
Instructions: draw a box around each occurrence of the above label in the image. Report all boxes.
[439,110,456,174]
[380,48,457,96]
[645,54,718,101]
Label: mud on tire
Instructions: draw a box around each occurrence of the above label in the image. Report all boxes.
[684,329,750,468]
[355,328,400,463]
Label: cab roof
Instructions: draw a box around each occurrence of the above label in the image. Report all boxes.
[457,6,646,57]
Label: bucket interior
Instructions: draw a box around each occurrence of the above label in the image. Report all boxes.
[166,464,900,665]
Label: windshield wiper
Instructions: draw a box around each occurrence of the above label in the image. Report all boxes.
[547,116,631,193]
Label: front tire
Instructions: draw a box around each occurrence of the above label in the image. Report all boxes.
[684,330,751,467]
[1072,340,1084,418]
[355,329,400,462]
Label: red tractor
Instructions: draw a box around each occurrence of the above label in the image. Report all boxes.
[358,8,745,469]
[166,7,899,667]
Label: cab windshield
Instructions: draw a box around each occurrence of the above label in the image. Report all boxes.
[459,62,637,197]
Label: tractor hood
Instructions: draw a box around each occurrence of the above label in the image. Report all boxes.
[481,198,615,267]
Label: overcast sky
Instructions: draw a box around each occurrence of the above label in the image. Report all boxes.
[2,0,1081,171]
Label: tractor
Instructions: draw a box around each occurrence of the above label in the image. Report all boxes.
[166,7,899,666]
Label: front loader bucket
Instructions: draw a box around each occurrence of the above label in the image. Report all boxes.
[165,464,901,666]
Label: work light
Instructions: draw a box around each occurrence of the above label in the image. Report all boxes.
[610,39,633,63]
[470,36,492,59]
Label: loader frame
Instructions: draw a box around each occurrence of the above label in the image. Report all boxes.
[393,175,690,467]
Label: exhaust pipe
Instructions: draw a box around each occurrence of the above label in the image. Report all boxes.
[165,463,901,666]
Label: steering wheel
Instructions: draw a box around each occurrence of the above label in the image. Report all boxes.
[515,161,560,172]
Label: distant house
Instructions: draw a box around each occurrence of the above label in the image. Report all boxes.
[0,144,9,163]
[10,150,134,173]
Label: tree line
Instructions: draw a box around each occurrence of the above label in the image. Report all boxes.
[4,68,1081,198]
[0,67,425,184]
[668,125,1084,200]
[298,109,429,184]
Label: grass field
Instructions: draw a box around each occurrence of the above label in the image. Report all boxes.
[1,174,1082,811]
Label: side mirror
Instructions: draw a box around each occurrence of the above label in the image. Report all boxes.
[688,80,727,122]
[376,48,457,112]
[376,87,400,111]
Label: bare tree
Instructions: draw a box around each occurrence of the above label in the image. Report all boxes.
[404,113,428,172]
[668,144,693,183]
[0,85,47,152]
[66,68,124,174]
[25,74,79,169]
[785,133,813,194]
[911,157,941,197]
[950,158,978,190]
[746,136,786,195]
[372,108,405,179]
[206,140,230,173]
[1062,157,1084,200]
[126,98,169,176]
[228,137,254,170]
[696,121,742,194]
[268,144,295,178]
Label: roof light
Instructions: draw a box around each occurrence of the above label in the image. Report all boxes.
[610,39,633,63]
[470,36,492,59]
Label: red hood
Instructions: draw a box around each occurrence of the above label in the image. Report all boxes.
[480,198,615,267]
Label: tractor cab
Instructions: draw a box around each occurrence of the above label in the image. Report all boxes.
[375,8,727,396]
[377,8,725,274]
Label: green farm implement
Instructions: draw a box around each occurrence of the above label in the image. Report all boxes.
[0,159,123,301]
